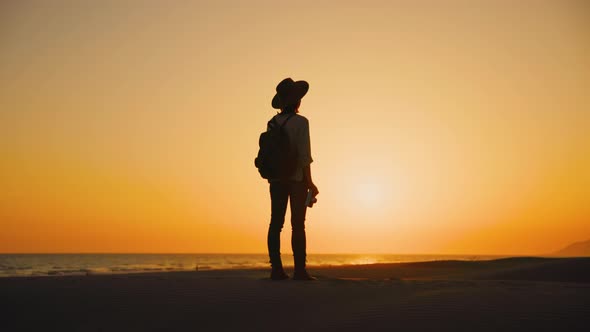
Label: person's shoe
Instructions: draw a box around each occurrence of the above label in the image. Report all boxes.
[293,270,317,281]
[270,268,290,280]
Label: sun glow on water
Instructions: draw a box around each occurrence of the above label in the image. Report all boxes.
[349,257,379,265]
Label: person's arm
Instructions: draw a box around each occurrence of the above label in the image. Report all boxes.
[298,118,318,196]
[303,164,319,196]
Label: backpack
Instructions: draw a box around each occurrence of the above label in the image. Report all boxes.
[255,113,297,180]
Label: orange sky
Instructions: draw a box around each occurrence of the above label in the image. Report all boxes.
[1,0,588,255]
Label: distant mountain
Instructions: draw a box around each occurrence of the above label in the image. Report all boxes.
[553,239,590,257]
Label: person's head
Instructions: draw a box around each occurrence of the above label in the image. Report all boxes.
[281,100,301,114]
[272,78,308,112]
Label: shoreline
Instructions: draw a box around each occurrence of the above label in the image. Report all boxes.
[0,253,512,279]
[2,256,589,282]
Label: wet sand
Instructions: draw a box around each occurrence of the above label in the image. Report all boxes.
[1,257,589,331]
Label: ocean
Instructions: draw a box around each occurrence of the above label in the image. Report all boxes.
[0,253,506,277]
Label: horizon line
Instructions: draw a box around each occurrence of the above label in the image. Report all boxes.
[0,252,542,256]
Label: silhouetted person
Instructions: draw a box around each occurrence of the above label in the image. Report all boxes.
[267,78,319,280]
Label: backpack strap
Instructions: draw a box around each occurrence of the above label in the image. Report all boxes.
[278,113,296,129]
[268,113,295,130]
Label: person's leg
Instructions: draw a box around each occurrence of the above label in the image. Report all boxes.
[268,181,289,279]
[289,181,315,279]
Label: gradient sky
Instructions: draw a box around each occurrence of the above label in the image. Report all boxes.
[1,0,588,254]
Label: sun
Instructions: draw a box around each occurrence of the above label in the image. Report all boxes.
[355,180,386,210]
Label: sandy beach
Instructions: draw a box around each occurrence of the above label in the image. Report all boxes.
[1,257,589,331]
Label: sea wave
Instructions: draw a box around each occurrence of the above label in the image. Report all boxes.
[0,254,506,277]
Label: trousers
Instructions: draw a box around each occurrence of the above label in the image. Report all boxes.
[267,180,308,270]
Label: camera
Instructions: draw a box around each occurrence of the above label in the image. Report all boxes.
[305,190,318,208]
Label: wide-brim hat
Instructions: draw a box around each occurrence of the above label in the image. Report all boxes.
[271,78,309,109]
